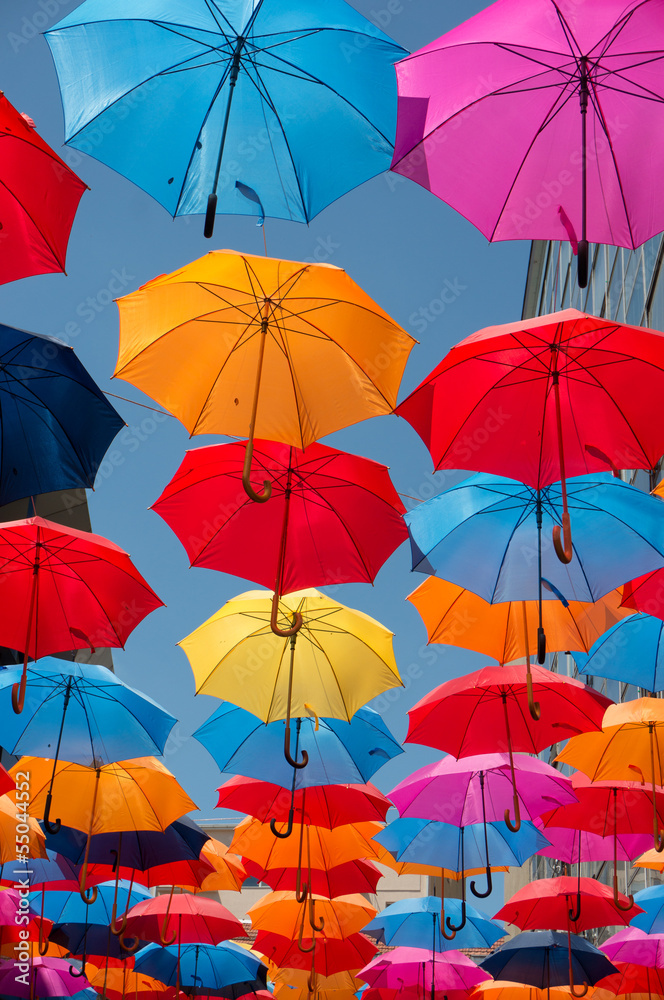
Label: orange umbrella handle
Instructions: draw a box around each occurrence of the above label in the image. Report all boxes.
[242,314,272,503]
[242,436,271,504]
[501,697,521,832]
[119,933,140,954]
[612,790,635,909]
[295,807,309,903]
[270,592,302,637]
[649,724,664,852]
[526,665,541,722]
[79,768,101,905]
[553,516,573,564]
[567,925,588,997]
[297,901,316,953]
[38,892,49,956]
[308,897,324,933]
[159,886,177,946]
[551,371,573,564]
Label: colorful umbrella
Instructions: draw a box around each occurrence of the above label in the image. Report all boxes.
[533,824,651,867]
[195,839,246,894]
[0,517,163,713]
[600,928,664,968]
[407,576,629,664]
[230,816,383,872]
[45,2,406,233]
[0,793,46,863]
[244,857,382,898]
[556,699,664,851]
[622,568,664,619]
[0,323,123,505]
[113,250,414,502]
[595,963,664,997]
[133,940,264,994]
[494,877,642,933]
[197,703,402,790]
[629,885,664,935]
[0,956,91,997]
[181,589,401,779]
[405,472,664,661]
[0,94,86,284]
[479,931,617,992]
[472,984,598,1000]
[573,614,664,692]
[254,932,376,975]
[247,892,376,941]
[390,2,664,284]
[363,897,503,953]
[120,893,246,948]
[358,947,489,992]
[151,440,407,617]
[215,777,391,828]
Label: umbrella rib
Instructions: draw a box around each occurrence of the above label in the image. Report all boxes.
[587,78,635,249]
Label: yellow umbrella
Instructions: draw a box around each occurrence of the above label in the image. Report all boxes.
[114,250,415,502]
[408,576,629,718]
[556,698,664,852]
[179,588,402,734]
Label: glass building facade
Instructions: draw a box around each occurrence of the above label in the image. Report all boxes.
[516,237,664,935]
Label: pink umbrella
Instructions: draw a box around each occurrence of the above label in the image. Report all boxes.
[0,956,91,997]
[533,821,652,864]
[600,927,664,968]
[390,0,664,286]
[388,753,577,834]
[358,947,490,995]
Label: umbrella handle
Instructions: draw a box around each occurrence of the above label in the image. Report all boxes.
[308,897,324,933]
[119,933,140,954]
[43,791,61,836]
[38,893,49,956]
[470,866,492,899]
[111,904,129,936]
[537,627,546,665]
[159,916,177,946]
[526,668,541,722]
[577,241,589,290]
[504,789,521,833]
[612,875,634,911]
[553,516,573,564]
[242,438,272,504]
[270,594,303,637]
[270,809,295,840]
[11,668,27,714]
[568,893,581,923]
[446,902,466,934]
[297,910,316,953]
[69,963,86,979]
[283,723,309,770]
[204,194,218,240]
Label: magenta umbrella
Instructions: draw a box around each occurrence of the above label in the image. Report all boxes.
[533,822,652,865]
[388,753,577,834]
[0,957,91,997]
[601,927,664,967]
[357,946,490,996]
[390,0,664,286]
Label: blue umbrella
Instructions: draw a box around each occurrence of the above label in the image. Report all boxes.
[193,702,403,788]
[45,0,407,236]
[134,941,265,994]
[0,323,123,506]
[479,930,617,990]
[405,472,664,662]
[573,613,664,692]
[362,896,503,953]
[0,659,176,835]
[629,885,664,934]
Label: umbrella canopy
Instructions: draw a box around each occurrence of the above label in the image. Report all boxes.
[629,885,664,934]
[0,94,86,284]
[112,250,414,458]
[405,663,611,757]
[244,856,382,898]
[45,1,406,229]
[0,517,163,713]
[0,323,123,505]
[600,928,664,968]
[363,897,503,953]
[407,576,630,663]
[396,310,664,487]
[472,983,599,1000]
[198,704,402,789]
[573,614,664,692]
[121,893,246,946]
[479,931,617,989]
[0,659,176,765]
[230,816,383,870]
[0,794,46,862]
[406,473,664,604]
[195,839,246,893]
[622,568,664,619]
[247,892,376,940]
[180,589,402,723]
[596,963,664,996]
[215,777,391,828]
[33,881,150,926]
[151,440,407,595]
[494,877,642,933]
[358,947,489,992]
[254,931,376,975]
[533,823,651,865]
[133,941,264,993]
[0,956,91,997]
[390,1,664,282]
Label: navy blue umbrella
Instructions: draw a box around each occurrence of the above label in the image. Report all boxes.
[480,930,617,990]
[0,323,123,505]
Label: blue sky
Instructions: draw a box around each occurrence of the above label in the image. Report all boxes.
[0,0,529,907]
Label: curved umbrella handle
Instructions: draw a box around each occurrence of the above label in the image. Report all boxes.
[111,905,128,937]
[504,789,521,833]
[270,593,303,638]
[270,809,295,840]
[297,911,316,954]
[470,866,492,899]
[568,893,581,923]
[440,917,456,941]
[80,885,98,905]
[69,963,87,979]
[612,876,634,911]
[553,519,573,564]
[308,898,324,933]
[38,892,49,956]
[445,898,466,934]
[526,668,541,722]
[12,668,27,715]
[283,723,308,771]
[43,792,61,836]
[119,933,140,954]
[242,436,272,504]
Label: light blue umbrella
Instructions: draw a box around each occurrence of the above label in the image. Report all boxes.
[405,472,664,661]
[0,658,177,834]
[45,0,407,235]
[573,613,664,692]
[630,885,664,934]
[134,941,265,993]
[363,896,503,953]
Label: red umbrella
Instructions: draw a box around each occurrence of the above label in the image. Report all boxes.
[596,962,664,996]
[396,309,664,562]
[243,857,383,897]
[151,439,406,636]
[254,930,377,974]
[494,877,643,934]
[119,892,246,947]
[0,94,87,285]
[0,516,163,712]
[622,569,664,620]
[215,777,391,828]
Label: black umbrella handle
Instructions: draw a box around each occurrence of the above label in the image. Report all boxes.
[43,791,61,835]
[470,866,492,899]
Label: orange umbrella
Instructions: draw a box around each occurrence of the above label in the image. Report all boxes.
[114,250,415,504]
[230,817,384,870]
[247,891,376,941]
[194,839,246,893]
[86,966,172,1000]
[556,698,664,852]
[0,793,46,862]
[472,984,600,1000]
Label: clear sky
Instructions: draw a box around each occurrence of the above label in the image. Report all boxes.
[0,0,529,910]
